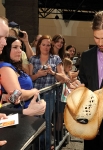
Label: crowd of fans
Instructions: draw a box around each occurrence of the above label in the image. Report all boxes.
[0,17,83,149]
[0,10,103,150]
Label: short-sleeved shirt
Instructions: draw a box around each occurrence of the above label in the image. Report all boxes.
[22,51,29,65]
[29,54,62,89]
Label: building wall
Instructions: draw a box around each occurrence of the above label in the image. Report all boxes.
[4,0,39,43]
[39,13,95,53]
[0,1,95,53]
[0,0,5,16]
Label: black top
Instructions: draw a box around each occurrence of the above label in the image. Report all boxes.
[0,104,22,115]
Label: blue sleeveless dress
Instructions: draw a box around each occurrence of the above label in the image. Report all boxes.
[0,62,33,109]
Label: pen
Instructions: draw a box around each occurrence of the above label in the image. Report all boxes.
[38,94,41,101]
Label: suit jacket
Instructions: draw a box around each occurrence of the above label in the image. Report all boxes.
[79,46,103,142]
[79,46,99,91]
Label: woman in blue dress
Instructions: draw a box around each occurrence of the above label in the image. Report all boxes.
[0,36,45,109]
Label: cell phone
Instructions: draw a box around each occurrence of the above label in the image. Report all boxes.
[18,30,24,38]
[8,90,22,104]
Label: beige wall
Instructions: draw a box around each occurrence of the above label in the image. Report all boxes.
[0,0,5,16]
[0,1,95,54]
[39,13,95,54]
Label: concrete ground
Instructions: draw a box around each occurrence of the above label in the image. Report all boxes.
[61,134,84,150]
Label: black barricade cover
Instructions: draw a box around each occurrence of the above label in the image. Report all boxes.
[0,114,46,150]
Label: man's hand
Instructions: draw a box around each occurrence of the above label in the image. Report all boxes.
[0,114,7,146]
[0,140,7,146]
[0,113,8,119]
[23,94,46,116]
[69,80,85,91]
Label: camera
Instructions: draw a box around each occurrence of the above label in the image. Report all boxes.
[73,57,78,65]
[42,65,48,70]
[18,30,24,38]
[8,90,22,104]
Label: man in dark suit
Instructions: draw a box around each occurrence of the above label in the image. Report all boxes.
[79,11,103,150]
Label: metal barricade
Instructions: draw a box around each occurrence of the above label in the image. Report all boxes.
[38,82,69,150]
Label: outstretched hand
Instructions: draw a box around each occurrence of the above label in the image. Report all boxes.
[0,113,8,146]
[0,140,7,146]
[66,79,85,91]
[70,79,84,88]
[0,113,8,119]
[23,94,46,116]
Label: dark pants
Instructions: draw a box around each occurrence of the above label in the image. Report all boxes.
[84,135,102,150]
[84,121,103,150]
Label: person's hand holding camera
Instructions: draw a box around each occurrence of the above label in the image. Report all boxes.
[36,67,48,78]
[7,90,22,105]
[18,30,29,43]
[46,65,56,75]
[1,91,22,105]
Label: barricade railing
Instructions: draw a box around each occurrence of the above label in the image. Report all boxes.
[2,82,69,150]
[37,82,69,150]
